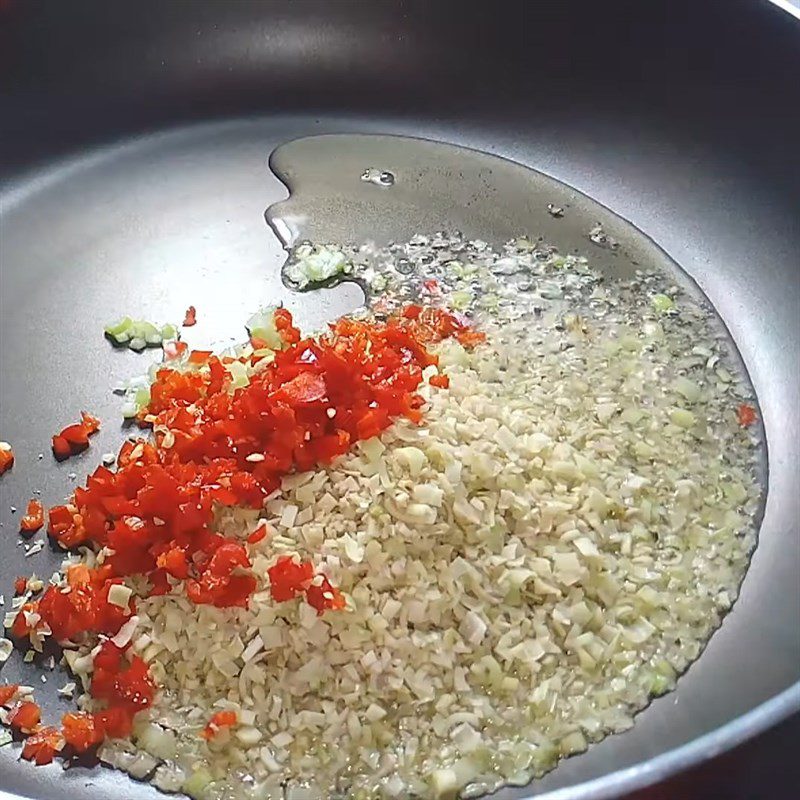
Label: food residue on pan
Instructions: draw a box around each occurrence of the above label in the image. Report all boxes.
[0,234,762,800]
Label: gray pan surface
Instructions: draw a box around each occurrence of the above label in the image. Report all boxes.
[0,1,798,799]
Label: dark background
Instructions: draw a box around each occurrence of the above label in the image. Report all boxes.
[629,714,799,799]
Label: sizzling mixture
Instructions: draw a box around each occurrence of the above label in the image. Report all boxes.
[0,235,761,800]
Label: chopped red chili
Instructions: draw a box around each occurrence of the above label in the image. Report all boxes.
[267,556,314,602]
[0,443,13,475]
[9,701,41,733]
[247,524,269,545]
[60,423,90,448]
[20,499,45,533]
[201,709,237,740]
[95,706,134,739]
[90,641,155,721]
[51,413,101,460]
[306,575,346,615]
[51,435,71,461]
[737,403,757,427]
[183,305,197,326]
[156,546,190,579]
[62,711,104,753]
[80,411,101,434]
[187,349,213,364]
[0,684,20,705]
[21,726,64,765]
[163,340,189,360]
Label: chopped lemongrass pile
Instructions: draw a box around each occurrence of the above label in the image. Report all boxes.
[4,234,761,800]
[104,317,179,352]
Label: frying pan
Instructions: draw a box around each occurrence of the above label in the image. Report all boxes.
[0,1,798,799]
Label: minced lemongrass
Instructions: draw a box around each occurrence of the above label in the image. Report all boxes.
[107,584,132,608]
[674,376,702,403]
[670,408,696,429]
[182,768,213,799]
[0,638,12,663]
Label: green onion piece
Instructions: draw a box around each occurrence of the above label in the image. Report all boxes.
[651,294,674,312]
[104,317,133,336]
[137,320,158,338]
[106,317,179,351]
[134,387,151,408]
[449,290,473,311]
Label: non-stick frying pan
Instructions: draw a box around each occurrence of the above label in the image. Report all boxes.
[1,2,798,799]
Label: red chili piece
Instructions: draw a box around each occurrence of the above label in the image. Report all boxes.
[201,709,237,740]
[20,499,45,533]
[62,711,105,753]
[0,443,13,475]
[21,727,64,765]
[0,684,19,705]
[51,412,101,460]
[247,524,269,545]
[9,701,41,733]
[737,403,757,427]
[163,340,188,360]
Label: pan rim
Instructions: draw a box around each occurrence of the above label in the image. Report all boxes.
[0,118,796,800]
[535,684,800,800]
